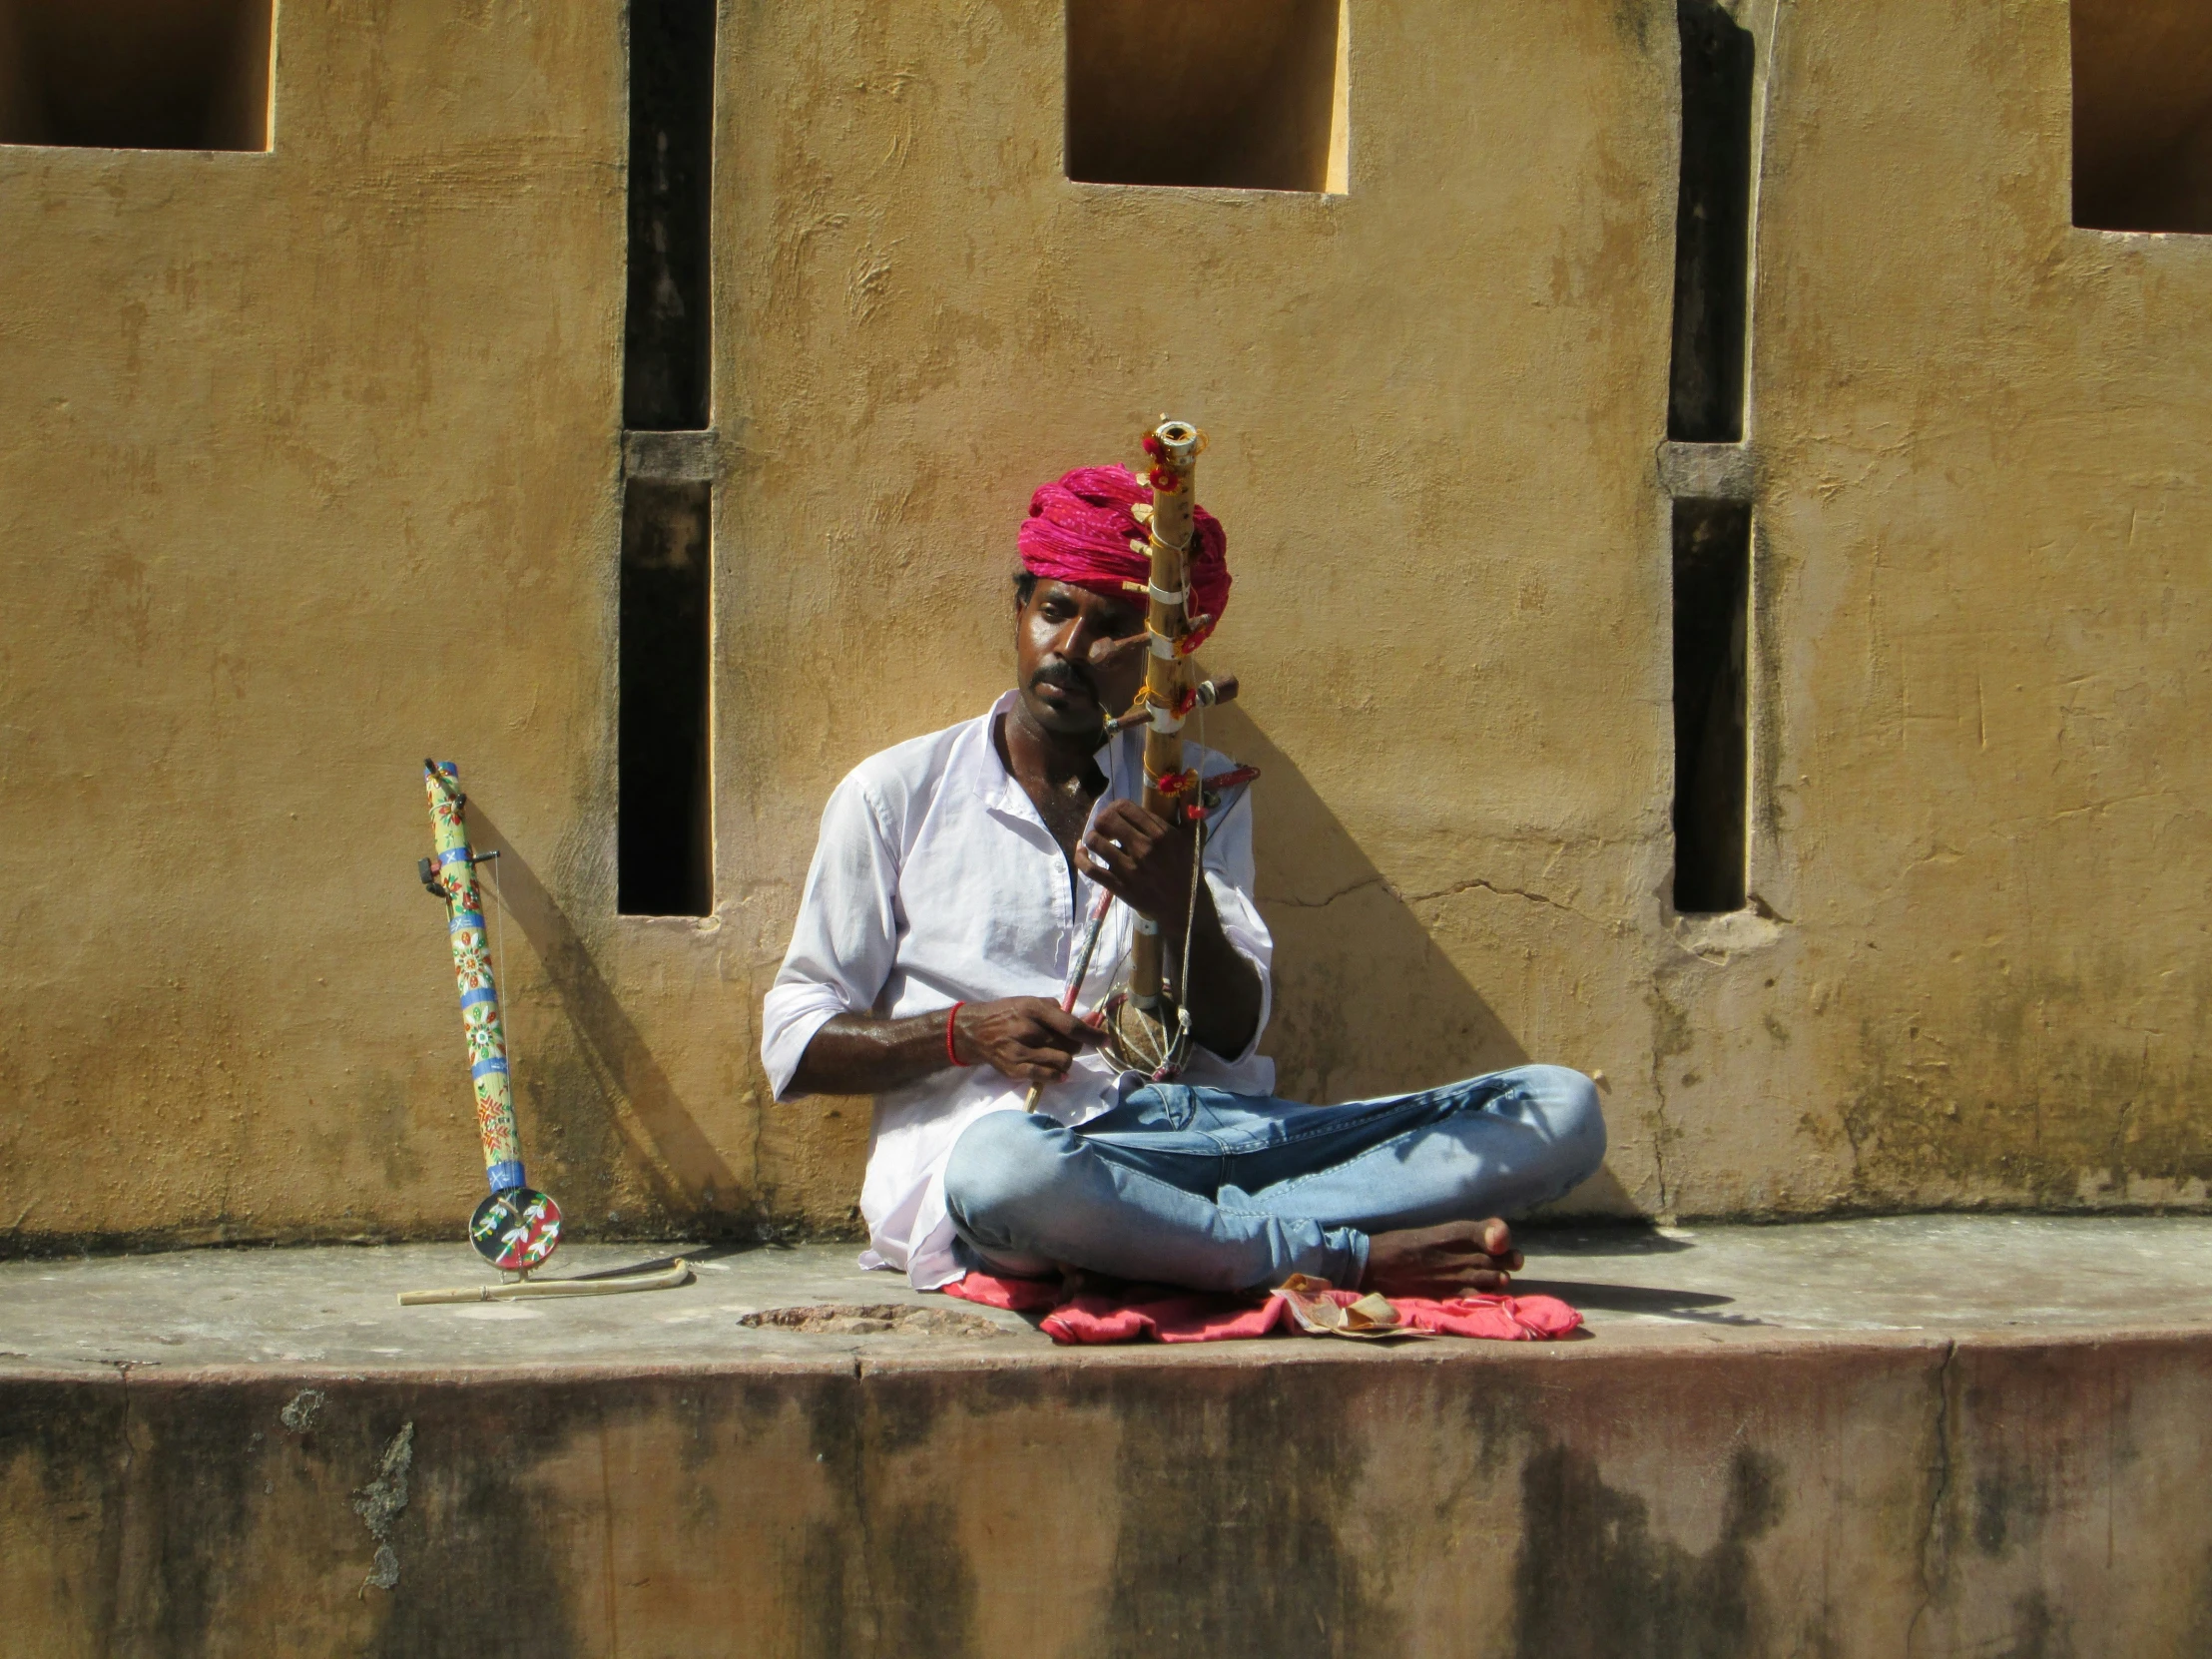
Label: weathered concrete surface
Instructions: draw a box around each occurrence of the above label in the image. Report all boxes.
[6,0,2212,1248]
[5,1222,2212,1655]
[10,1216,2212,1371]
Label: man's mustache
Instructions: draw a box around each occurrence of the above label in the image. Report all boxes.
[1032,657,1095,699]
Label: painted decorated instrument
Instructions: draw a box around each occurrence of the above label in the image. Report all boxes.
[420,761,563,1274]
[403,763,692,1307]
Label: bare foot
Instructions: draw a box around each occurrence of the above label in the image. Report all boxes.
[1362,1219,1524,1296]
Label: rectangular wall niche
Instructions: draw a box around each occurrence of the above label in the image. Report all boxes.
[619,481,714,918]
[2071,0,2212,233]
[1666,0,1755,443]
[0,0,273,151]
[1066,0,1347,192]
[1671,499,1750,914]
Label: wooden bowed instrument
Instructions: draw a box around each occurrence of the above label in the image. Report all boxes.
[1019,418,1254,1106]
[1099,418,1251,1080]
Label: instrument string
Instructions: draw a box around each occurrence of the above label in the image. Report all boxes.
[1178,695,1207,1024]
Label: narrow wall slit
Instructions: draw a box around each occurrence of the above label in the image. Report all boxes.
[619,481,713,917]
[619,0,714,916]
[623,0,715,430]
[1666,0,1754,443]
[1672,500,1749,914]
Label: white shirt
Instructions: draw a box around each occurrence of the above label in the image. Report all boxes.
[761,690,1276,1288]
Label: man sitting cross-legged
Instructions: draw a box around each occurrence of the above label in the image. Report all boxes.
[761,464,1605,1297]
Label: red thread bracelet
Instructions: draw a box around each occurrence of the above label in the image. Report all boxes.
[945,1001,968,1067]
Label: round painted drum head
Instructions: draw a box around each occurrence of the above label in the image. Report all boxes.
[469,1187,563,1272]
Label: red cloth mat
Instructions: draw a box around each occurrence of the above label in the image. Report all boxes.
[942,1271,1582,1346]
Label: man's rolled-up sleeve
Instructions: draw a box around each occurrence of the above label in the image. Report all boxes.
[761,774,902,1101]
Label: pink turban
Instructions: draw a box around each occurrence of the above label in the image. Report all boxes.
[1017,464,1231,651]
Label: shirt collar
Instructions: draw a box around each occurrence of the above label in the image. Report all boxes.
[964,689,1031,819]
[963,689,1141,820]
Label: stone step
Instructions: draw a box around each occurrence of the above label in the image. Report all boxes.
[4,1218,2207,1656]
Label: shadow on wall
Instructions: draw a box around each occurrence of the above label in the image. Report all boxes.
[1210,710,1638,1216]
[469,808,746,1230]
[1205,707,1528,1101]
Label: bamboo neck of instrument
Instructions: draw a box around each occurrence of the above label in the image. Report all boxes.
[1133,481,1194,1005]
[1139,488,1191,855]
[1129,420,1204,1018]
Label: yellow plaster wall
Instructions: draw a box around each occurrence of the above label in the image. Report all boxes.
[1688,0,2212,1213]
[713,0,1674,1228]
[0,0,654,1242]
[1,0,2205,1247]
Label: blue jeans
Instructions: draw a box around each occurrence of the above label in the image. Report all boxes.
[942,1064,1606,1294]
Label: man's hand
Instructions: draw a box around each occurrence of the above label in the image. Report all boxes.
[790,997,1103,1096]
[953,997,1103,1083]
[1076,797,1264,1061]
[1077,800,1194,922]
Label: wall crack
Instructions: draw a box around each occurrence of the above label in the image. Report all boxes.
[1401,875,1612,928]
[844,1360,882,1656]
[1905,1340,1959,1656]
[1264,874,1387,910]
[1646,975,1693,1215]
[1269,869,1613,927]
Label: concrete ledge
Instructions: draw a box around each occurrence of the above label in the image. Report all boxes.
[1657,438,1756,501]
[5,1221,2211,1655]
[622,427,720,482]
